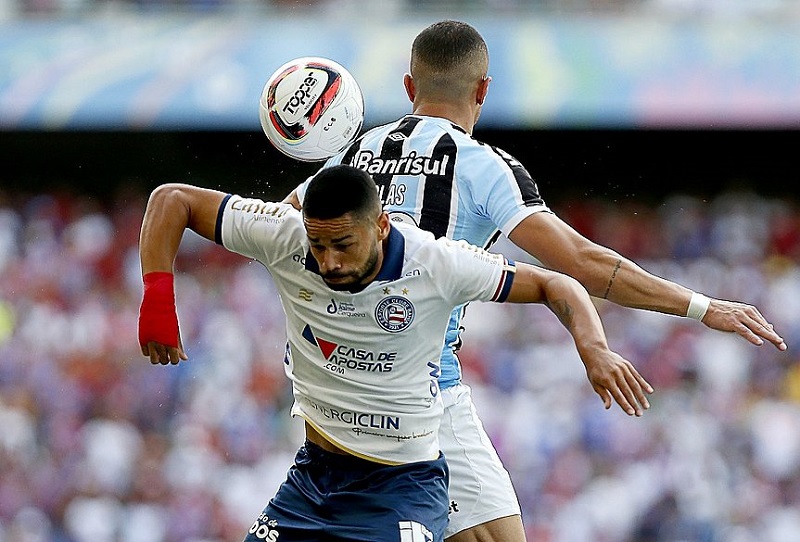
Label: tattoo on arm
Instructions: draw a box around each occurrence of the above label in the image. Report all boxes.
[603,260,622,299]
[548,299,575,329]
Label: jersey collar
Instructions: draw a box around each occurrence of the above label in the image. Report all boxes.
[406,114,468,135]
[304,225,406,283]
[374,225,405,281]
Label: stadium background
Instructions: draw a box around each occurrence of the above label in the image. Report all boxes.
[1,1,799,542]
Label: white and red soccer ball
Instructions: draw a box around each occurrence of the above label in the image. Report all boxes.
[259,57,364,162]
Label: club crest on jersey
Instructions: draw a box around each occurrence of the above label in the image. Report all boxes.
[375,296,415,333]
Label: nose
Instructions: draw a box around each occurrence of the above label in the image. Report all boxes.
[319,250,342,274]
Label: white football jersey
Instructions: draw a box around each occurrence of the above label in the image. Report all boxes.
[298,115,551,390]
[217,194,516,464]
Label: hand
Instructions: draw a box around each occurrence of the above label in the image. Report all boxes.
[703,299,787,351]
[138,271,187,365]
[583,351,654,417]
[141,333,188,366]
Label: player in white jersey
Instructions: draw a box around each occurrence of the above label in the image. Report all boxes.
[138,165,653,542]
[284,20,788,542]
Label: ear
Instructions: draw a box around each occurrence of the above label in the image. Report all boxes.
[477,75,491,105]
[377,212,391,240]
[403,73,416,102]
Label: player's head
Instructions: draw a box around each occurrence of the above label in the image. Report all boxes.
[407,20,490,110]
[303,165,389,291]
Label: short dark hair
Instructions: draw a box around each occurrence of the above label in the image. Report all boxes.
[304,165,381,222]
[410,20,488,101]
[412,20,488,73]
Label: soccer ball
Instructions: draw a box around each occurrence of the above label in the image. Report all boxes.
[259,57,364,162]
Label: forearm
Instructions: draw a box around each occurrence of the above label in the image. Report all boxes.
[577,250,693,316]
[548,244,787,351]
[542,274,611,357]
[139,184,192,274]
[506,264,610,353]
[509,213,695,317]
[138,183,224,361]
[505,262,654,415]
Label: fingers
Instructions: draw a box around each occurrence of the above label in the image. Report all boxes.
[142,341,187,365]
[611,382,645,417]
[633,368,655,396]
[595,388,612,410]
[707,301,787,351]
[596,382,638,416]
[591,360,653,417]
[737,319,787,350]
[746,318,786,351]
[627,368,653,412]
[178,333,189,361]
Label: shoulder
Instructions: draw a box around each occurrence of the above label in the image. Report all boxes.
[355,118,409,145]
[397,222,489,262]
[460,136,528,172]
[221,196,304,243]
[224,197,300,222]
[393,221,435,250]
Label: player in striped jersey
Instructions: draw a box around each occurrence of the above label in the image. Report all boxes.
[138,165,650,542]
[284,21,787,542]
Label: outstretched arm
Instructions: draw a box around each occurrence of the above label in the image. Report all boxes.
[509,212,786,351]
[506,263,653,417]
[138,183,227,365]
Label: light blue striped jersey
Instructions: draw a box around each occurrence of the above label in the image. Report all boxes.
[302,114,551,389]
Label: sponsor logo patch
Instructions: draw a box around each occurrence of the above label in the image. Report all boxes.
[326,298,367,318]
[298,288,313,301]
[388,211,418,226]
[301,325,396,373]
[248,513,280,541]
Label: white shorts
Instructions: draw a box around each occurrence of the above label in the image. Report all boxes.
[440,383,521,538]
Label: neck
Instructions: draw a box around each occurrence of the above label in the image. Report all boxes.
[363,240,386,285]
[411,102,475,134]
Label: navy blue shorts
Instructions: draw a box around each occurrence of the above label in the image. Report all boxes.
[242,441,449,542]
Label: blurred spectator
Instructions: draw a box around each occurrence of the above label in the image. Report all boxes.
[0,188,798,541]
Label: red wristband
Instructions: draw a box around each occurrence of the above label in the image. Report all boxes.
[138,271,180,349]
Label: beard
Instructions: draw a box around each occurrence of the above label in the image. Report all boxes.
[321,244,380,292]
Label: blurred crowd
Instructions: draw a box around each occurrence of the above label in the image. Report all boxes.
[4,0,799,19]
[0,185,799,542]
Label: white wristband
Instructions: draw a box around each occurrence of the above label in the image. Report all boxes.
[686,292,710,321]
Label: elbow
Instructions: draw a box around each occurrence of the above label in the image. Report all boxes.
[567,246,624,296]
[149,183,184,204]
[147,183,192,214]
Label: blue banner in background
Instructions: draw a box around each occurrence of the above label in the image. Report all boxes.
[1,14,798,130]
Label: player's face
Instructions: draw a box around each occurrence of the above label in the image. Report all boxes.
[305,212,387,291]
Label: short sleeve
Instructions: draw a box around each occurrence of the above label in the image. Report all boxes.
[219,195,304,264]
[423,237,516,306]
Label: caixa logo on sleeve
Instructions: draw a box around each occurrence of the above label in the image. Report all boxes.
[375,296,415,333]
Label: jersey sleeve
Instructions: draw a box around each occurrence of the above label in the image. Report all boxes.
[217,194,303,264]
[426,237,516,305]
[467,146,552,236]
[295,178,310,207]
